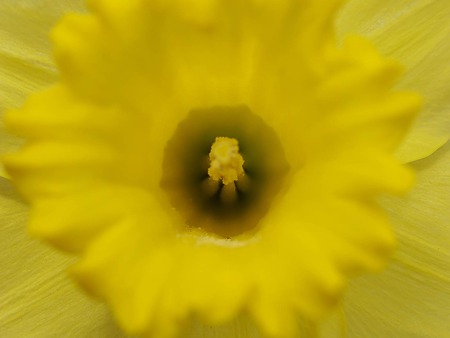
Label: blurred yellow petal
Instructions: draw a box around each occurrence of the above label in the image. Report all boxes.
[0,0,86,177]
[337,0,450,163]
[185,316,263,338]
[343,141,450,337]
[0,177,125,337]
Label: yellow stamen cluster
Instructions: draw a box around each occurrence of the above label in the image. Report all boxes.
[208,137,245,185]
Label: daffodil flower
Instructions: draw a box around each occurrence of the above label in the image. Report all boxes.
[0,1,449,338]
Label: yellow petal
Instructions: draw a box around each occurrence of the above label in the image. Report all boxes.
[0,177,125,337]
[342,141,450,337]
[337,0,450,162]
[71,215,175,335]
[0,1,86,178]
[185,315,263,338]
[28,186,162,253]
[0,123,22,179]
[0,0,86,110]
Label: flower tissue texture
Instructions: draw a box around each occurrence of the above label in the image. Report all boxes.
[0,0,449,338]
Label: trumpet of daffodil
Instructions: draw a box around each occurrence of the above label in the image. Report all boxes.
[0,0,449,337]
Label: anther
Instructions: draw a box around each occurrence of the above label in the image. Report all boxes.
[208,137,245,185]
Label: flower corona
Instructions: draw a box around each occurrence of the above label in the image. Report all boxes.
[3,0,420,337]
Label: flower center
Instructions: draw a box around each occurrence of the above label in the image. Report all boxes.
[204,137,248,205]
[208,137,245,186]
[161,106,290,237]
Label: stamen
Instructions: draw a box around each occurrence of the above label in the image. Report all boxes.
[208,137,245,185]
[220,182,238,204]
[201,177,220,196]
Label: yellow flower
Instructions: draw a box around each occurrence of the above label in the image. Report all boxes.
[0,1,448,338]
